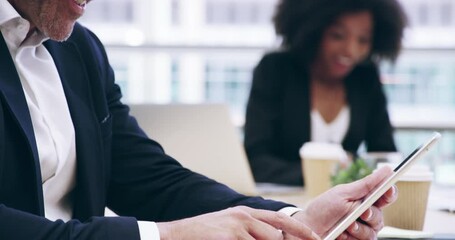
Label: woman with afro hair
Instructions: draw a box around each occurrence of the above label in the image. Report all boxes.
[244,0,408,186]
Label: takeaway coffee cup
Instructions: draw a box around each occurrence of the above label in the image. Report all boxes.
[299,142,348,198]
[380,163,433,230]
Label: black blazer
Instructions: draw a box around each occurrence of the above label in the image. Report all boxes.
[244,51,396,186]
[0,24,289,239]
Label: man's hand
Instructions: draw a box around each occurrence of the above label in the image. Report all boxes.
[157,206,321,240]
[290,166,397,240]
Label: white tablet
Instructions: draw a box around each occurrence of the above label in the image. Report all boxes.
[323,132,441,240]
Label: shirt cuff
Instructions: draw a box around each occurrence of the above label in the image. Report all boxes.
[137,208,301,239]
[137,221,160,240]
[279,206,303,216]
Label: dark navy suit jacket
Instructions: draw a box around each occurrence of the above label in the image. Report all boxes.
[0,23,288,239]
[244,51,397,186]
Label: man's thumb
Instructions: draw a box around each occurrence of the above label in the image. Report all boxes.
[345,166,393,200]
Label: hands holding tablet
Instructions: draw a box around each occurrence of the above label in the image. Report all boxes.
[157,133,439,239]
[157,206,320,240]
[156,167,396,240]
[289,133,440,240]
[288,166,397,240]
[155,167,396,240]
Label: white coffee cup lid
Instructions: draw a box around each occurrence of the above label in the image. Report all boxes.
[377,163,433,182]
[299,142,349,163]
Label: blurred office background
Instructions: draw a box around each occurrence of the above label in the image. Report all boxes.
[80,0,455,185]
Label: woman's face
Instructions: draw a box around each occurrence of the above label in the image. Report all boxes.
[312,11,373,81]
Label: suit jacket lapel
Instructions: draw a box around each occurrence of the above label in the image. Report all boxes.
[44,39,105,220]
[287,62,311,146]
[0,34,40,164]
[342,69,368,152]
[0,32,105,219]
[0,33,44,214]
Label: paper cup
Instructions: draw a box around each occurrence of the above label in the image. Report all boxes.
[380,164,433,230]
[300,142,348,198]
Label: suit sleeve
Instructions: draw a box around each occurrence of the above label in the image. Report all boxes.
[244,55,303,185]
[0,204,140,239]
[105,75,291,222]
[89,42,291,221]
[364,66,397,152]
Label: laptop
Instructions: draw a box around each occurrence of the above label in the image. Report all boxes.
[128,103,258,195]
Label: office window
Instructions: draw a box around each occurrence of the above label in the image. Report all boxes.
[205,63,252,117]
[81,0,134,23]
[382,52,455,107]
[170,60,180,102]
[110,61,130,102]
[171,0,181,26]
[418,3,429,26]
[227,2,237,23]
[206,1,229,24]
[205,0,274,25]
[441,3,452,26]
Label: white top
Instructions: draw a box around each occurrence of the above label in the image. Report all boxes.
[310,106,350,144]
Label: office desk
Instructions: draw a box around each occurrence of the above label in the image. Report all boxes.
[261,188,455,235]
[423,210,455,234]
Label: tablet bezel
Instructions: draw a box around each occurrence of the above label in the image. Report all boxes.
[323,132,441,240]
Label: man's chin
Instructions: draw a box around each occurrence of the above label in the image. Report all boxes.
[56,34,72,42]
[41,24,75,42]
[49,30,73,42]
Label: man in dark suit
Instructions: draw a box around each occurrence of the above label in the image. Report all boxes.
[0,0,396,239]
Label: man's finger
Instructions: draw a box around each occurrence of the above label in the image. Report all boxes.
[341,166,393,200]
[374,185,398,209]
[245,208,320,240]
[345,220,377,240]
[245,215,285,240]
[359,206,384,231]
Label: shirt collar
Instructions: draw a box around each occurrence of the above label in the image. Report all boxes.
[0,0,20,26]
[0,0,48,50]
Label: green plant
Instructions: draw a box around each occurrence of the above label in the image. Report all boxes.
[331,158,373,186]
